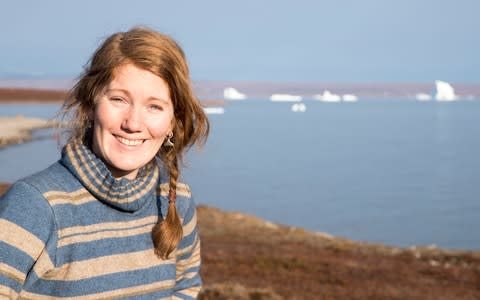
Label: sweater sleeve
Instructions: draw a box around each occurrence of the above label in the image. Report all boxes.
[0,181,56,299]
[172,197,202,299]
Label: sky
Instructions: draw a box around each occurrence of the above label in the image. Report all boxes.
[0,0,479,83]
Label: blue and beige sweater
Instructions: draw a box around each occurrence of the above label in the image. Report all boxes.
[0,141,201,299]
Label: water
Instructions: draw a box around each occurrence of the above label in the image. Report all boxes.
[1,99,480,250]
[0,102,62,119]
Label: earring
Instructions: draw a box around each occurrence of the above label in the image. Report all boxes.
[164,132,174,147]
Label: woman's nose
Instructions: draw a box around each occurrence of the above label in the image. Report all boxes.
[121,107,143,132]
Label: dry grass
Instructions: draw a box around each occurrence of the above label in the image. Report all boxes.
[197,206,480,300]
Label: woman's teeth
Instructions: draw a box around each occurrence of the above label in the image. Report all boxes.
[118,137,144,146]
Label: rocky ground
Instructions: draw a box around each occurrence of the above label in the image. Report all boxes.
[196,205,480,300]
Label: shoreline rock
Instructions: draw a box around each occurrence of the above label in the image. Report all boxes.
[0,115,59,148]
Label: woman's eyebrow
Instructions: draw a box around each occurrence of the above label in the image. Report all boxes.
[105,88,130,96]
[105,88,170,103]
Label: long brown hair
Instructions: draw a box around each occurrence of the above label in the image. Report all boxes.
[61,27,209,259]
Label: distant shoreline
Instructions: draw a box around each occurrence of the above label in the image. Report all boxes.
[0,115,58,148]
[0,88,65,147]
[0,87,225,106]
[0,87,66,103]
[2,81,480,100]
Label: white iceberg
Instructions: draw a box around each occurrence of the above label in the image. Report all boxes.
[270,94,302,102]
[223,87,247,100]
[291,103,306,112]
[313,90,341,102]
[433,80,457,101]
[342,94,358,102]
[203,107,225,114]
[415,93,432,101]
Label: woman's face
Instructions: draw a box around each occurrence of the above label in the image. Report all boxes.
[92,63,174,180]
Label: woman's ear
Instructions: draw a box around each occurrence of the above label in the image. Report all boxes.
[87,105,95,122]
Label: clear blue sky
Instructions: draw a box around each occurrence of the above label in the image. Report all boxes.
[0,0,478,82]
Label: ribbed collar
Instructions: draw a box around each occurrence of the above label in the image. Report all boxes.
[61,140,159,213]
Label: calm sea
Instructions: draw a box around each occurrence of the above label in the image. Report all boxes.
[1,99,479,250]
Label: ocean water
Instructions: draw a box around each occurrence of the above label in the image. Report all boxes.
[1,99,479,250]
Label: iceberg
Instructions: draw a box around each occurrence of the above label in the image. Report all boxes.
[415,93,432,101]
[223,87,247,100]
[203,107,225,114]
[270,94,302,102]
[342,94,358,102]
[291,103,306,112]
[433,80,457,101]
[313,90,341,102]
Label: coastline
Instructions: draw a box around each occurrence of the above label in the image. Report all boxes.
[1,88,479,299]
[3,80,480,99]
[0,115,58,148]
[0,87,66,103]
[0,87,225,106]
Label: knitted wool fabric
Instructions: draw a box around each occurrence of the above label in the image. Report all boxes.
[0,140,202,299]
[61,140,160,212]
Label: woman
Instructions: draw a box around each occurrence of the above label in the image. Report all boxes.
[0,27,209,299]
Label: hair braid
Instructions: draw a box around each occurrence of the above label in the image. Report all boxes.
[152,154,183,259]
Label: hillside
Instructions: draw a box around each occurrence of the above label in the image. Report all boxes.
[197,205,480,299]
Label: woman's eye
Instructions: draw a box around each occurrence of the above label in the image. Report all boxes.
[149,104,163,111]
[111,97,125,103]
[109,97,129,107]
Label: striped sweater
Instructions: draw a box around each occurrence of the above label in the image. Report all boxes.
[0,141,201,299]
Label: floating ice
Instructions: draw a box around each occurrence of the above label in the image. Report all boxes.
[291,103,306,112]
[270,94,302,102]
[223,87,247,100]
[433,80,457,101]
[203,107,225,114]
[415,93,432,101]
[342,94,358,102]
[313,90,341,102]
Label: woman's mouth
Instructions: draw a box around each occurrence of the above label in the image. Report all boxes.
[116,136,145,146]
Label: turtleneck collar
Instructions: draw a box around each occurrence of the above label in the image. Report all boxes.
[61,140,160,213]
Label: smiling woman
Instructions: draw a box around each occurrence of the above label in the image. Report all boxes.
[0,27,209,299]
[92,64,174,180]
